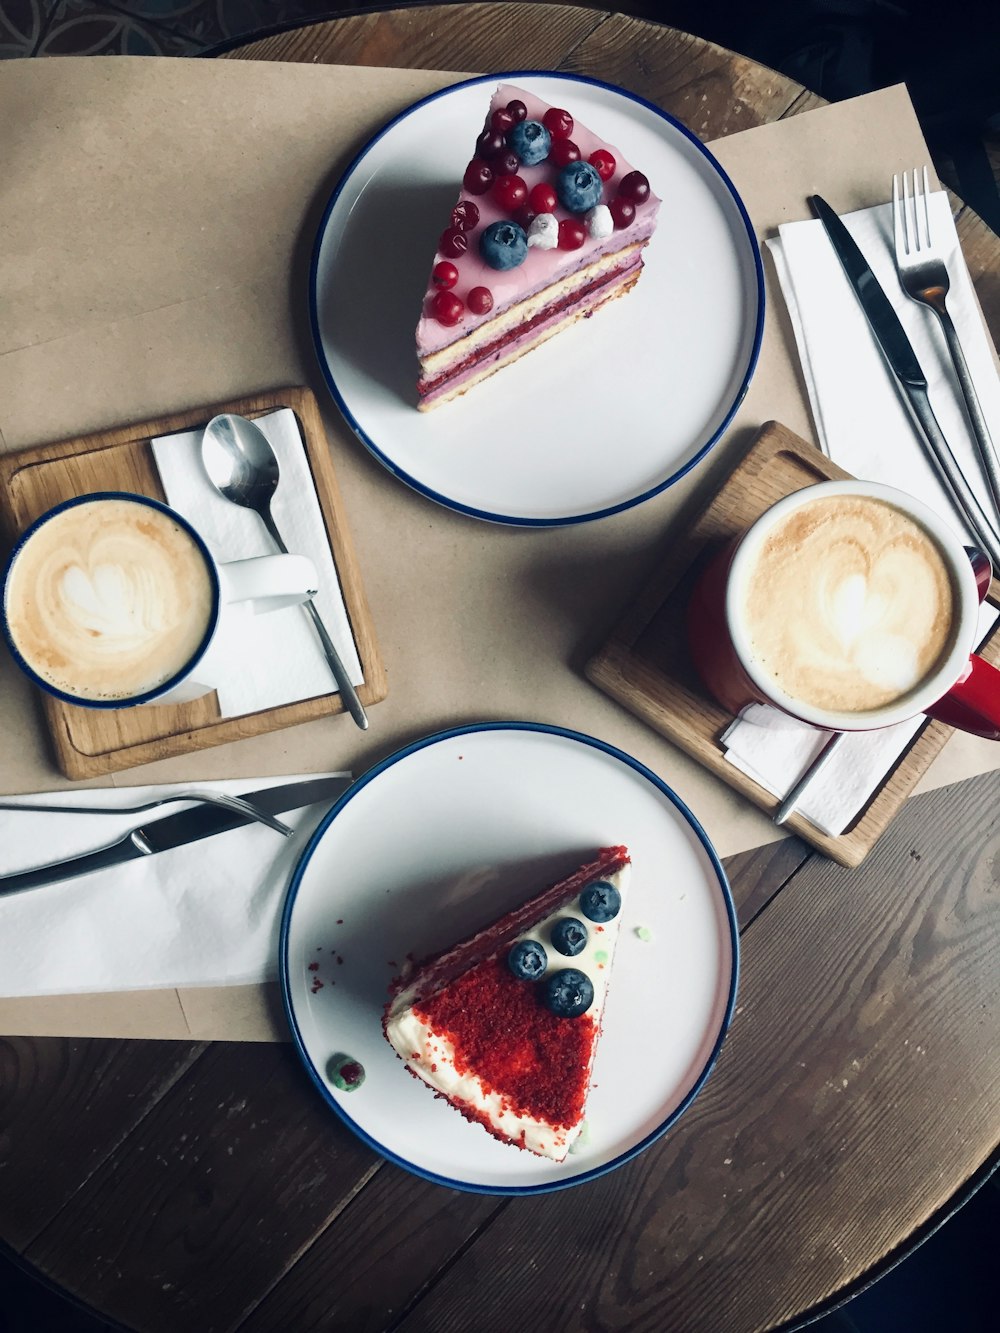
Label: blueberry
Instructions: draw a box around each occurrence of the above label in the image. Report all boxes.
[551,917,588,957]
[508,938,547,980]
[543,968,595,1018]
[479,220,528,271]
[556,161,603,214]
[507,119,551,166]
[579,880,621,923]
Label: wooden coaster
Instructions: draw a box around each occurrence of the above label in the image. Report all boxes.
[0,386,387,778]
[586,420,1000,867]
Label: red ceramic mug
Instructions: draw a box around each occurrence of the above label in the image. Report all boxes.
[687,480,1000,740]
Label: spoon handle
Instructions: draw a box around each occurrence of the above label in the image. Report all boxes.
[260,511,369,731]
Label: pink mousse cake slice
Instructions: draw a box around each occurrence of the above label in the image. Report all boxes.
[415,83,661,410]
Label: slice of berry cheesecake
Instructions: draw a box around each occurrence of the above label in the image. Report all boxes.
[415,83,660,409]
[383,845,631,1160]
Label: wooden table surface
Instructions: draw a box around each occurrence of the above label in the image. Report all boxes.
[2,6,999,1332]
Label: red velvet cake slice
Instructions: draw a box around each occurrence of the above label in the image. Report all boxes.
[415,83,660,409]
[383,845,630,1160]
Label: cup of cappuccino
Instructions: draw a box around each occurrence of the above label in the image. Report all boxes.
[687,480,1000,740]
[2,492,318,709]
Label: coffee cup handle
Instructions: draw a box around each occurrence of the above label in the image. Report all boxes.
[924,546,1000,739]
[218,554,318,614]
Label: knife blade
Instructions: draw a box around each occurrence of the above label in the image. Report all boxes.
[0,775,353,898]
[808,193,1000,571]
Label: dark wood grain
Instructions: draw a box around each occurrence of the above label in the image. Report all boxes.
[389,771,1000,1333]
[22,1043,380,1333]
[0,1038,205,1250]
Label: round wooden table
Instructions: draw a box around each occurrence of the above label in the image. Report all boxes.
[2,7,998,1332]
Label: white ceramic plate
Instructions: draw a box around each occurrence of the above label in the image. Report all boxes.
[309,72,764,526]
[280,723,738,1194]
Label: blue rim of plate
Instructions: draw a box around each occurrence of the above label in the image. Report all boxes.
[308,70,765,528]
[279,720,740,1196]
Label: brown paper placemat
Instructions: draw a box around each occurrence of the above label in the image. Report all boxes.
[587,421,1000,867]
[1,59,996,1038]
[0,386,387,777]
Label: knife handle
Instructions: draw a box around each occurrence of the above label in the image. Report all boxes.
[907,386,1000,572]
[0,838,140,898]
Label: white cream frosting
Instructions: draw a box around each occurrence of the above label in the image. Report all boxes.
[385,863,629,1160]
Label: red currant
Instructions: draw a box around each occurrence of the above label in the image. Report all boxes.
[494,149,520,177]
[618,170,650,203]
[557,218,586,250]
[492,173,528,211]
[543,107,574,138]
[467,286,494,315]
[463,158,494,195]
[430,290,464,326]
[609,196,636,229]
[451,200,480,232]
[528,182,557,214]
[506,99,527,123]
[589,148,616,181]
[432,261,459,289]
[548,138,581,168]
[439,227,469,258]
[513,205,537,230]
[491,107,515,134]
[475,128,505,159]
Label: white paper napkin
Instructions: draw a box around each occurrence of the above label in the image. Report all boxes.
[151,408,364,716]
[722,192,1000,835]
[0,774,350,997]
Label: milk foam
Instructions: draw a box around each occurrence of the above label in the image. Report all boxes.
[742,496,955,713]
[5,498,215,702]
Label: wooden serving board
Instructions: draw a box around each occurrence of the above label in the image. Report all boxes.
[586,420,1000,867]
[0,386,387,778]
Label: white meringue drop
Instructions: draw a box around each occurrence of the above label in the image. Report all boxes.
[527,212,558,249]
[585,204,613,239]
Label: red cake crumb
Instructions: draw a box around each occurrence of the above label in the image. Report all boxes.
[414,957,593,1127]
[308,962,319,972]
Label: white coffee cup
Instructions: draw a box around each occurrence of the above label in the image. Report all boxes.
[1,491,318,709]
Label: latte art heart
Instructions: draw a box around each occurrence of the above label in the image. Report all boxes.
[743,496,955,714]
[5,498,215,702]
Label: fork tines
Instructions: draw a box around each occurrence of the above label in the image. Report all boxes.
[893,166,932,258]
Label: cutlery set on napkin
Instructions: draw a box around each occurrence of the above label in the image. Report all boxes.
[724,173,1000,834]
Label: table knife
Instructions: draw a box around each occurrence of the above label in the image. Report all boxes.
[0,775,353,898]
[809,193,1000,572]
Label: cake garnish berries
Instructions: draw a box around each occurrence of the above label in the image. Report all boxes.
[551,917,588,957]
[619,170,651,203]
[543,106,574,138]
[450,200,480,231]
[432,261,459,289]
[438,226,469,258]
[492,173,529,211]
[430,290,464,325]
[508,938,547,980]
[589,148,616,181]
[557,218,586,251]
[556,160,603,214]
[507,119,551,166]
[463,158,494,195]
[544,968,595,1018]
[467,286,494,315]
[479,219,529,270]
[580,880,621,922]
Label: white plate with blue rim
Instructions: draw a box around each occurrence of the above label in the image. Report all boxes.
[280,722,739,1194]
[309,71,764,526]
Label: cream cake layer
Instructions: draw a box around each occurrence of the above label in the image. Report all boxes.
[418,262,642,408]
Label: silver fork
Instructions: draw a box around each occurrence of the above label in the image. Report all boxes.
[892,167,1000,521]
[0,790,293,836]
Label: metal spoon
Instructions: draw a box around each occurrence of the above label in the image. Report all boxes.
[201,413,368,730]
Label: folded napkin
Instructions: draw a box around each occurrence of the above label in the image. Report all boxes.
[151,408,364,716]
[0,774,349,997]
[723,192,1000,835]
